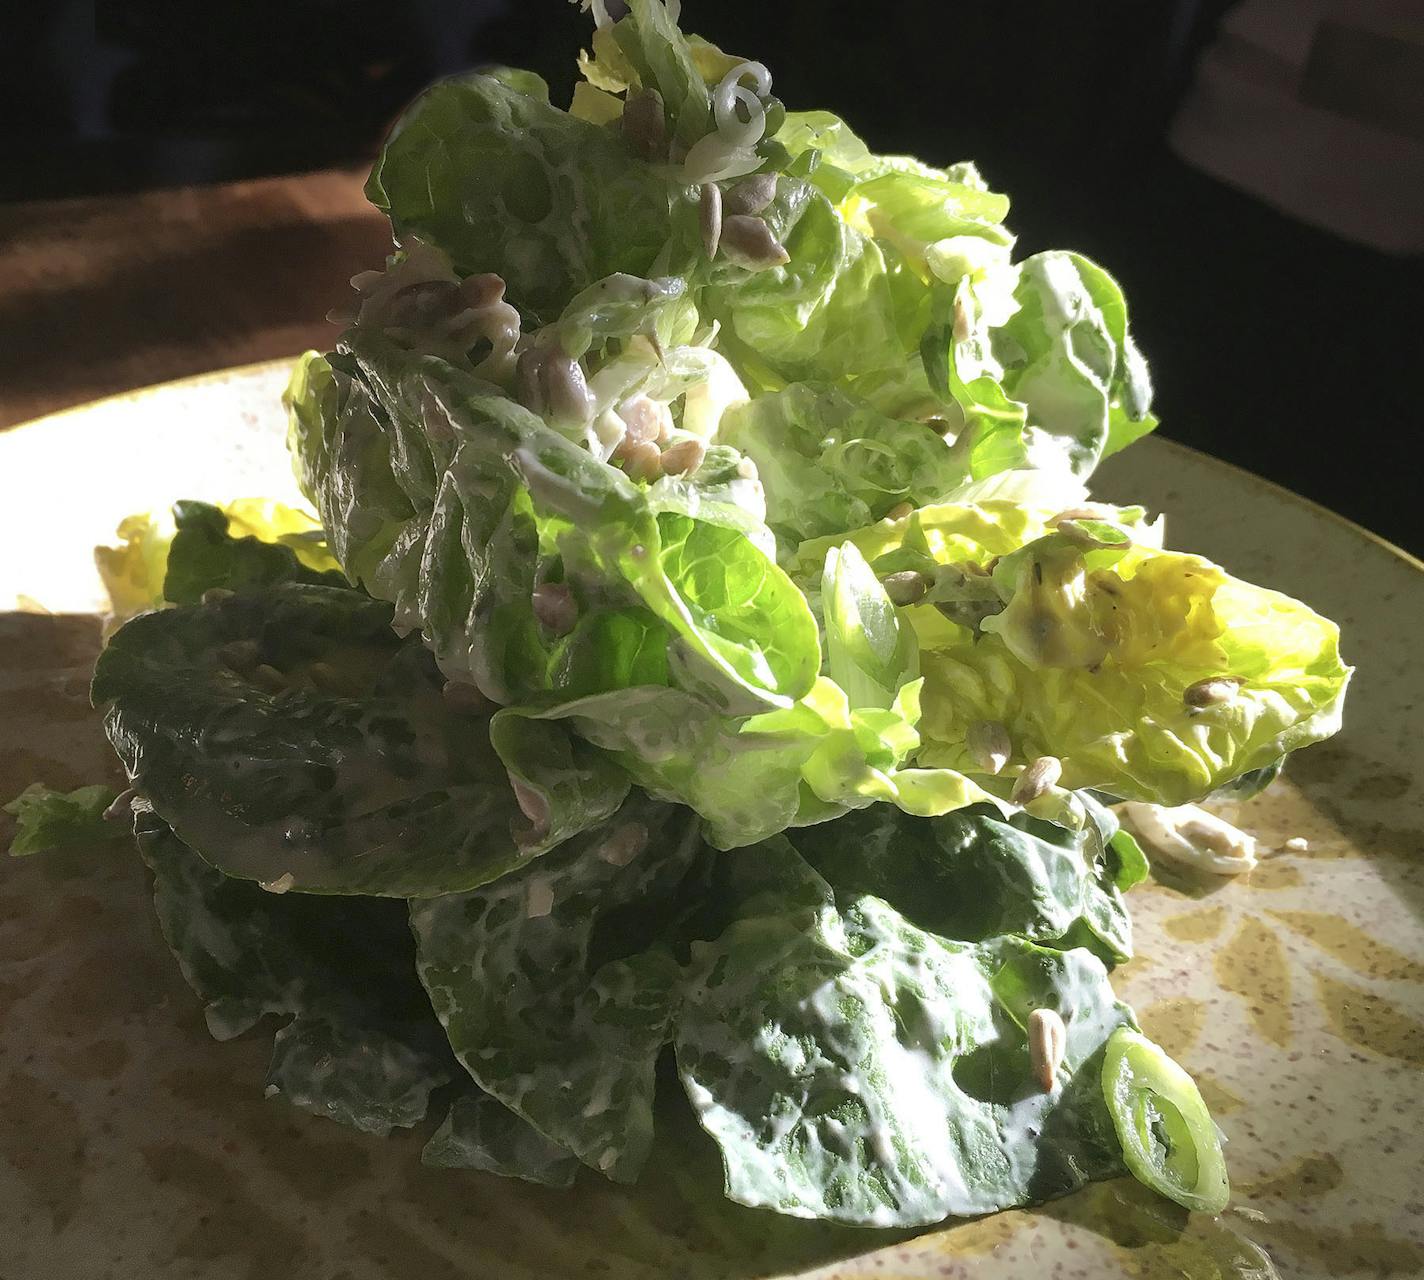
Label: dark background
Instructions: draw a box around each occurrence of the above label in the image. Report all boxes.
[5,0,1420,553]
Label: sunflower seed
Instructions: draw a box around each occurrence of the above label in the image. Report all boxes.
[720,214,790,270]
[882,570,930,606]
[620,439,664,482]
[952,297,972,343]
[886,501,914,520]
[659,437,707,476]
[618,395,670,445]
[1028,1008,1067,1092]
[201,587,235,605]
[250,664,288,693]
[1011,755,1062,805]
[543,353,595,427]
[1184,676,1241,708]
[699,182,722,259]
[966,720,1011,775]
[597,822,650,867]
[621,87,667,159]
[218,640,260,673]
[531,583,578,636]
[261,872,296,895]
[724,173,777,216]
[511,779,550,842]
[525,877,555,919]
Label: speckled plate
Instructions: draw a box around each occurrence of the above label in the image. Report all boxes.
[2,363,1421,1280]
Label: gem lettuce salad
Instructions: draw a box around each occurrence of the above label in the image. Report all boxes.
[10,0,1351,1231]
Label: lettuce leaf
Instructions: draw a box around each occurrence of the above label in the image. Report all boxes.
[486,540,995,848]
[917,533,1352,803]
[366,71,686,322]
[161,501,348,604]
[291,334,821,713]
[4,783,119,857]
[410,793,703,1183]
[923,252,1157,481]
[789,794,1142,966]
[93,585,627,896]
[422,1088,580,1187]
[719,384,967,552]
[676,838,1133,1225]
[135,810,454,1133]
[95,498,338,622]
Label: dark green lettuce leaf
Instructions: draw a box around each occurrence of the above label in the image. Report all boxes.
[93,585,627,896]
[162,500,349,605]
[422,1088,580,1188]
[137,810,571,1172]
[788,796,1140,965]
[4,783,118,857]
[410,792,704,1183]
[676,838,1133,1226]
[134,810,453,1134]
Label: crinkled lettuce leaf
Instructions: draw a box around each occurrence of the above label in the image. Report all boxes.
[290,335,820,713]
[138,809,568,1173]
[492,548,991,849]
[93,585,627,895]
[95,498,338,622]
[161,500,348,604]
[135,810,454,1133]
[422,1088,580,1187]
[789,793,1143,966]
[410,793,703,1183]
[4,783,119,857]
[917,531,1351,803]
[366,71,686,322]
[719,383,967,553]
[923,251,1157,481]
[676,837,1133,1225]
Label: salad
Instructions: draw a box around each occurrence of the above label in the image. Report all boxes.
[11,0,1350,1232]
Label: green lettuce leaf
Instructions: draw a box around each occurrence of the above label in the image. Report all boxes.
[95,498,338,624]
[702,178,908,392]
[422,1088,580,1187]
[366,71,685,321]
[676,838,1133,1225]
[789,794,1142,966]
[719,384,967,552]
[610,0,711,148]
[4,783,119,857]
[923,251,1157,481]
[293,334,820,713]
[134,810,453,1134]
[917,532,1352,804]
[162,500,349,604]
[410,793,703,1183]
[93,585,627,895]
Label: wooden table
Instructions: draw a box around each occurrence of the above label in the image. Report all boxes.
[0,168,393,430]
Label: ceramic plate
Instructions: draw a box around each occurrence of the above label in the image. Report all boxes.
[2,362,1421,1280]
